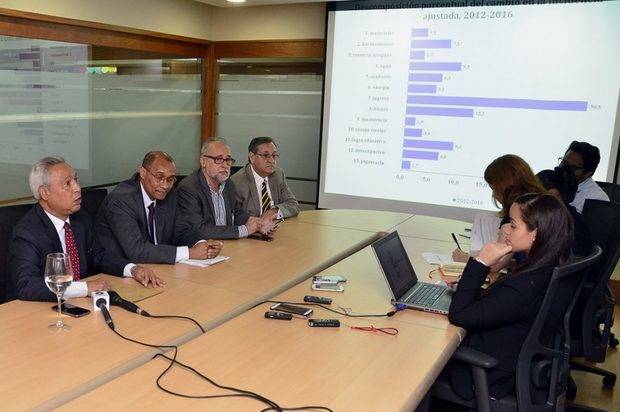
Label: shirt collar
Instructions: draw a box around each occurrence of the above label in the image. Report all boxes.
[140,183,155,208]
[577,177,594,192]
[250,164,269,185]
[43,209,70,234]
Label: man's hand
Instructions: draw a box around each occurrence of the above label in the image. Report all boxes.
[132,266,165,288]
[189,241,211,260]
[452,248,470,263]
[261,208,279,222]
[206,239,223,259]
[87,279,111,296]
[477,242,513,268]
[260,217,277,235]
[245,216,262,234]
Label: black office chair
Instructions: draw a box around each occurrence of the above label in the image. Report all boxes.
[567,199,620,398]
[431,246,602,412]
[80,188,108,226]
[0,203,35,303]
[595,181,620,203]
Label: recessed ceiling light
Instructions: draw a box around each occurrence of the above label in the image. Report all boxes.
[227,0,246,3]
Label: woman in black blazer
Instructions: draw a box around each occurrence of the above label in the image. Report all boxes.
[445,192,574,400]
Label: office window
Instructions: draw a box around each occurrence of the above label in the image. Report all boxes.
[0,35,202,202]
[215,59,323,208]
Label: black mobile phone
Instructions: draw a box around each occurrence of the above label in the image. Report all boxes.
[51,303,91,318]
[269,303,313,317]
[264,311,293,320]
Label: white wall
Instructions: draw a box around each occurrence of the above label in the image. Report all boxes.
[210,3,325,41]
[0,0,325,41]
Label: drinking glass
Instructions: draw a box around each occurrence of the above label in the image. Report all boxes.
[44,252,73,331]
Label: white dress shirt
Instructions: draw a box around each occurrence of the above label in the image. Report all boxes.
[570,177,610,213]
[250,165,283,219]
[44,210,135,298]
[139,184,189,262]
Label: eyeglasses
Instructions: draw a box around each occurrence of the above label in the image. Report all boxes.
[557,157,585,172]
[254,152,279,160]
[142,166,177,185]
[203,155,236,166]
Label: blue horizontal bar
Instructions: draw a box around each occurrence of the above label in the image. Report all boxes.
[409,73,443,82]
[406,106,474,117]
[407,95,588,111]
[410,61,461,71]
[411,39,451,48]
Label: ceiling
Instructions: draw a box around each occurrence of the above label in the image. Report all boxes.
[195,0,340,7]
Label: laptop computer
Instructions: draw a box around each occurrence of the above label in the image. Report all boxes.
[371,231,453,315]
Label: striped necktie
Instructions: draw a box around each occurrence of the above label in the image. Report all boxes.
[261,179,271,215]
[64,222,81,281]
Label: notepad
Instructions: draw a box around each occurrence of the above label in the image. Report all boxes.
[422,252,454,265]
[179,255,230,268]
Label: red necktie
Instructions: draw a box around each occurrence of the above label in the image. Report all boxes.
[64,222,81,281]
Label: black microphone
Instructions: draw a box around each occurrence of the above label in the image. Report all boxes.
[96,297,115,330]
[108,291,150,317]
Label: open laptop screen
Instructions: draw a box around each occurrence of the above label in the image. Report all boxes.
[371,232,418,300]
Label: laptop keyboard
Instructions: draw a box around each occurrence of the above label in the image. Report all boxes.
[406,284,443,306]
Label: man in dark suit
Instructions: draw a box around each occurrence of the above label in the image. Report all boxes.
[231,136,300,220]
[9,156,162,302]
[175,138,273,242]
[94,151,223,264]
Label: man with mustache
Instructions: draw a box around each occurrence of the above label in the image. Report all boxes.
[93,151,223,266]
[175,138,272,242]
[9,156,160,302]
[230,136,300,221]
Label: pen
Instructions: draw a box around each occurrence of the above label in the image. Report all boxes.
[451,232,462,251]
[459,233,471,239]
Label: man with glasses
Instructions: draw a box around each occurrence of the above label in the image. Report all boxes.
[10,156,162,301]
[175,138,267,241]
[231,136,300,220]
[559,141,609,213]
[93,151,223,266]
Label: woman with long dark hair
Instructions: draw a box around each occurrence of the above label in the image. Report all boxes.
[444,192,574,400]
[453,154,545,263]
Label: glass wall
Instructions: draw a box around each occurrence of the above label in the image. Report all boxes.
[0,35,202,202]
[215,59,323,208]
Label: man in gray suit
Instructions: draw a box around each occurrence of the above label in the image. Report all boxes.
[231,136,300,221]
[94,151,223,265]
[175,138,272,242]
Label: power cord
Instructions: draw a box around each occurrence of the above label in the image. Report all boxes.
[257,300,406,318]
[147,314,206,334]
[105,312,334,411]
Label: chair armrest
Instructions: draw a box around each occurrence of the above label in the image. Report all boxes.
[452,347,498,369]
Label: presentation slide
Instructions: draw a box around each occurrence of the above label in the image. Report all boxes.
[320,1,620,216]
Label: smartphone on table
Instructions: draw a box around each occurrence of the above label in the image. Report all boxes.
[51,302,91,318]
[270,303,313,317]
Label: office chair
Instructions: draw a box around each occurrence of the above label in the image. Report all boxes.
[431,246,602,412]
[80,188,108,226]
[567,199,620,399]
[595,181,620,203]
[0,203,35,303]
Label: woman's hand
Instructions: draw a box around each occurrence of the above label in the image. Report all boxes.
[452,248,470,262]
[477,242,513,268]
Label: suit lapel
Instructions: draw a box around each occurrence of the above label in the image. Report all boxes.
[245,165,261,213]
[268,173,279,205]
[197,170,216,222]
[35,205,63,252]
[70,213,89,276]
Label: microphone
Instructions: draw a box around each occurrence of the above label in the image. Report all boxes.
[96,296,115,330]
[108,291,150,317]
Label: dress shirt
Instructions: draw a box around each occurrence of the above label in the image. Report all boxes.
[250,165,283,219]
[209,182,248,238]
[44,210,134,298]
[140,184,188,262]
[570,177,610,213]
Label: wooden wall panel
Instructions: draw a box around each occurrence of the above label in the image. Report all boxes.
[215,40,324,59]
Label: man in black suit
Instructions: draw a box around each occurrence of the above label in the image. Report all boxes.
[175,138,273,242]
[94,151,223,264]
[9,156,162,302]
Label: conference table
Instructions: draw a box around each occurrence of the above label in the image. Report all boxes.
[1,210,472,411]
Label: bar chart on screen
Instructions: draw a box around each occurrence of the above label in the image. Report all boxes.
[323,2,620,211]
